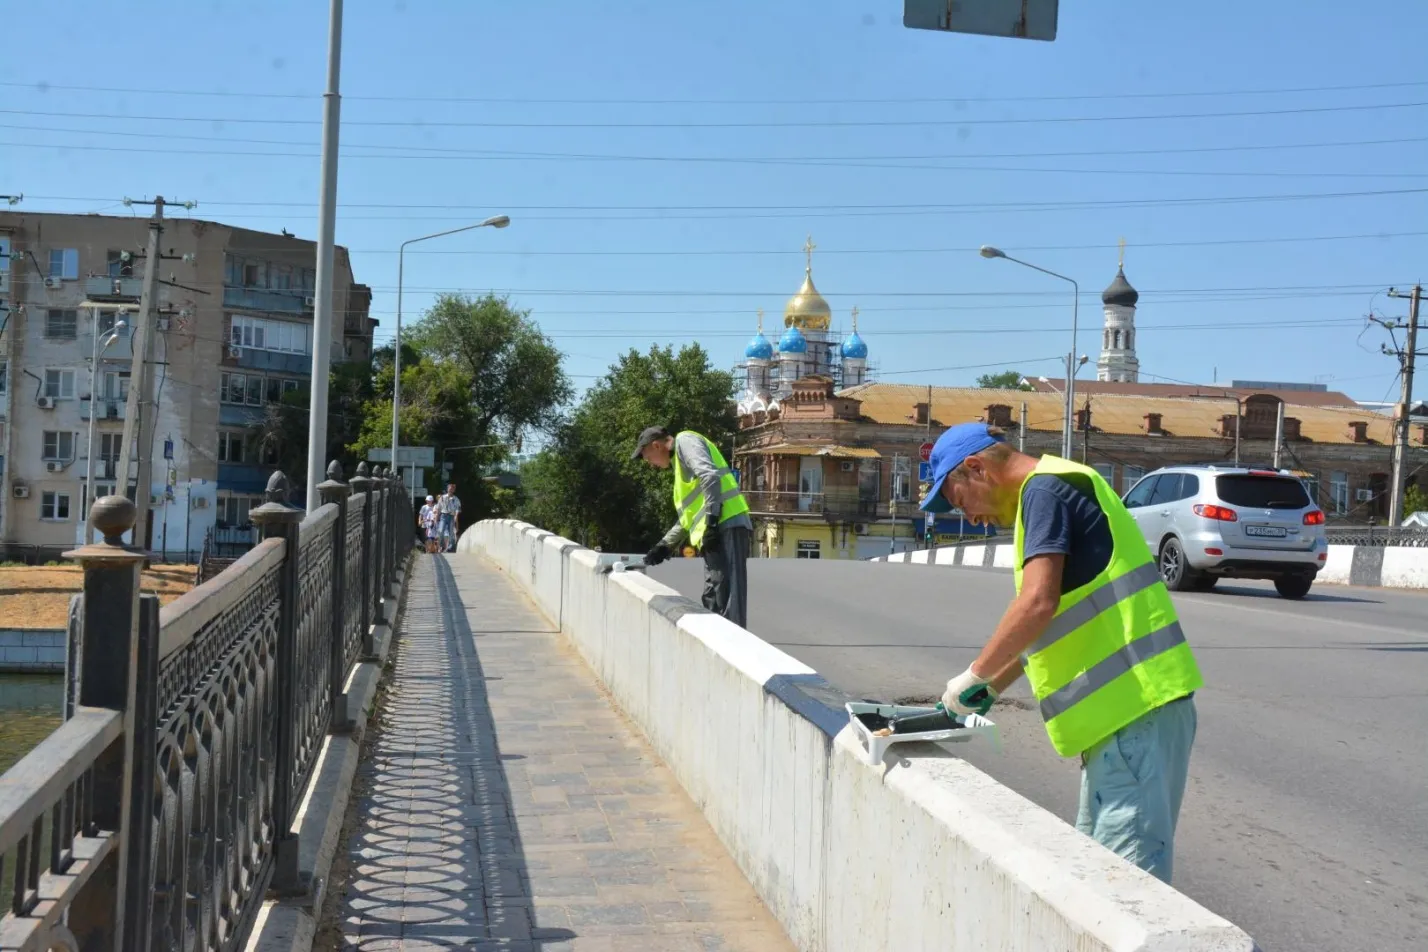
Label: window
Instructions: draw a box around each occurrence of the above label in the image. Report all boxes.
[0,361,7,396]
[100,371,130,401]
[1215,475,1310,510]
[217,431,247,463]
[1149,474,1186,506]
[221,372,246,404]
[218,493,263,527]
[245,375,263,406]
[1121,464,1146,493]
[106,250,134,278]
[44,369,76,400]
[1123,475,1159,509]
[795,540,821,559]
[242,260,266,288]
[45,309,78,339]
[283,379,300,396]
[41,492,71,521]
[891,454,912,502]
[266,377,283,404]
[1329,472,1349,515]
[47,248,79,280]
[272,264,293,290]
[230,315,310,355]
[302,268,316,292]
[84,483,117,519]
[225,253,241,286]
[43,431,75,461]
[97,311,130,336]
[1093,463,1114,485]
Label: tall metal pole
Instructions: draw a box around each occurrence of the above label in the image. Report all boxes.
[1066,282,1080,459]
[1019,401,1027,452]
[390,244,405,500]
[115,200,165,546]
[1062,352,1074,458]
[1388,285,1421,526]
[306,0,344,511]
[1273,398,1286,470]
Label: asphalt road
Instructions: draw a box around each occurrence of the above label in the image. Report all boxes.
[649,558,1428,952]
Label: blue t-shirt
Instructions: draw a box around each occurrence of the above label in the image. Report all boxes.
[1019,474,1114,594]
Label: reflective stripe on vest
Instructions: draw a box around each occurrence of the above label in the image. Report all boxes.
[672,432,750,548]
[1015,456,1204,757]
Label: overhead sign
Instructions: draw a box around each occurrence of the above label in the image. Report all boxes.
[904,0,1058,41]
[366,445,435,467]
[919,442,935,463]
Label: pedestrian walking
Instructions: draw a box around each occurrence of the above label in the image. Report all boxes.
[631,426,752,628]
[437,483,462,553]
[921,422,1203,884]
[419,495,439,554]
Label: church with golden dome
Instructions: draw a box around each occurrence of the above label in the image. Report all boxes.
[734,236,872,419]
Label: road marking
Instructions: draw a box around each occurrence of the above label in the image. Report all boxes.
[1174,593,1423,639]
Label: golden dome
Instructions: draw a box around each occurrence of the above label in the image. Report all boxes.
[783,235,832,331]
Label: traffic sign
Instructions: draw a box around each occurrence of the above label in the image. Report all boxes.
[366,445,436,467]
[904,0,1058,42]
[918,461,932,482]
[919,442,935,462]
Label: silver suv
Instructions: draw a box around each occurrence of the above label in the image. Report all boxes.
[1121,465,1327,598]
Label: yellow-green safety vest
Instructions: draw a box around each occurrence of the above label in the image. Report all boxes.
[1014,455,1203,757]
[672,431,750,549]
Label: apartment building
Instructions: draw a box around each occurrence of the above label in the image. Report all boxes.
[0,211,374,558]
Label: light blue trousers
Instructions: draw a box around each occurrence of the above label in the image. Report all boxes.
[1075,695,1197,884]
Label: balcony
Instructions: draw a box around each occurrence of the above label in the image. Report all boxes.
[218,463,276,494]
[223,286,312,316]
[79,398,127,422]
[219,403,265,427]
[744,490,825,515]
[83,276,144,300]
[227,346,311,375]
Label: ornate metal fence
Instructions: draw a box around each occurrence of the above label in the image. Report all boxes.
[0,462,414,952]
[1325,525,1428,547]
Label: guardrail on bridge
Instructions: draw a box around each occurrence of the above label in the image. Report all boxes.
[0,462,413,952]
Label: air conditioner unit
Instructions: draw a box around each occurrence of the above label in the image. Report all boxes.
[840,461,855,472]
[150,493,164,505]
[44,276,64,289]
[1355,488,1375,502]
[304,295,316,308]
[156,316,170,332]
[36,396,55,410]
[12,484,29,499]
[226,344,241,359]
[193,496,209,509]
[45,461,64,473]
[854,523,869,534]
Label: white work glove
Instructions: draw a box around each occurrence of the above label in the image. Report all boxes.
[942,666,998,717]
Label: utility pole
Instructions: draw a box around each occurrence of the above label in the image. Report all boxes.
[1385,285,1422,526]
[114,197,168,547]
[306,0,345,511]
[1019,401,1027,452]
[1273,398,1286,470]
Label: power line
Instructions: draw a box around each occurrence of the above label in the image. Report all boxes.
[5,77,1426,105]
[6,99,1428,129]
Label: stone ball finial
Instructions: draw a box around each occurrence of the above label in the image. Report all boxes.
[91,495,137,545]
[265,470,291,503]
[355,461,370,478]
[327,459,344,480]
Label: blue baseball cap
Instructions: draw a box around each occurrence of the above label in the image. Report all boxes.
[919,422,1007,514]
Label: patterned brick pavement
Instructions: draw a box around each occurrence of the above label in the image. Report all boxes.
[339,554,792,951]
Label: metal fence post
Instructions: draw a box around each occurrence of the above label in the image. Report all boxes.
[248,472,310,899]
[318,460,353,733]
[352,463,374,658]
[61,495,148,952]
[372,468,388,625]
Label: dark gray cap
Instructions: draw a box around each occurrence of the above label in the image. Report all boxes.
[631,425,670,461]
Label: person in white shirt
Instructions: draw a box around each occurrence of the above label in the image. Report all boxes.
[418,495,438,554]
[437,484,462,553]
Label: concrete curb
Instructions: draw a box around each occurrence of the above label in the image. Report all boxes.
[243,561,408,952]
[870,541,1428,589]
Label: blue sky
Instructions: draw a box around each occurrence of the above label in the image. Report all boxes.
[5,1,1426,405]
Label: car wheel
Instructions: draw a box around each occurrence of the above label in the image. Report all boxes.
[1158,538,1196,592]
[1274,575,1313,599]
[1191,575,1218,592]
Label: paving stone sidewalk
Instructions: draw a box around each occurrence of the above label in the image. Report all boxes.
[339,553,793,951]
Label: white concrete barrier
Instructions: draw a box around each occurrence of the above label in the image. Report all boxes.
[872,540,1428,590]
[460,520,1256,952]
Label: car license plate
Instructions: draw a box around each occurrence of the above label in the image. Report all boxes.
[1245,525,1287,538]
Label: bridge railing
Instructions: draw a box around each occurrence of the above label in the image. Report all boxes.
[0,462,413,952]
[1324,525,1428,547]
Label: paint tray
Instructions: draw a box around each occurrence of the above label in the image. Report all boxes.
[594,553,648,575]
[846,701,1001,766]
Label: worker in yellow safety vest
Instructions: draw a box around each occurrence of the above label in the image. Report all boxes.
[921,422,1203,884]
[632,426,753,627]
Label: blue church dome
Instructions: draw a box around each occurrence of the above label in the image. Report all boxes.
[745,333,774,360]
[778,325,808,354]
[840,331,868,359]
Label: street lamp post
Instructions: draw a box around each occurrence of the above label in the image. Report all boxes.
[86,314,127,542]
[392,216,510,498]
[981,246,1080,458]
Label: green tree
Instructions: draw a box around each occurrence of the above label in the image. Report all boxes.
[351,294,569,521]
[1404,482,1428,518]
[517,343,736,550]
[975,370,1033,390]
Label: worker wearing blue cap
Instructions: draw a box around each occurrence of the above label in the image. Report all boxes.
[920,422,1203,884]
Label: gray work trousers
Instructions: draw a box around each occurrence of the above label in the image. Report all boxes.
[702,525,751,629]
